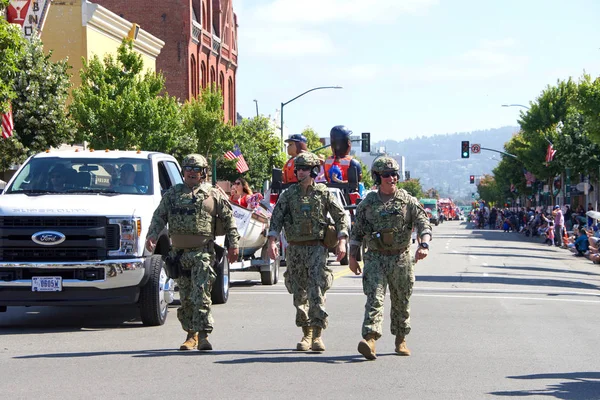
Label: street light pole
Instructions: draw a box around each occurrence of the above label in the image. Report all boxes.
[280,86,343,149]
[253,99,259,117]
[501,104,530,110]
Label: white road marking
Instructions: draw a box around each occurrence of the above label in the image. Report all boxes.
[230,291,600,304]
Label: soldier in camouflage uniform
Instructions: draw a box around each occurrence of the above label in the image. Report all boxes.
[146,154,240,351]
[349,156,432,360]
[268,152,349,352]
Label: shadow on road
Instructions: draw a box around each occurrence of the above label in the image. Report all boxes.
[0,305,154,333]
[470,245,557,253]
[14,348,378,364]
[490,371,600,399]
[481,265,600,278]
[417,275,600,292]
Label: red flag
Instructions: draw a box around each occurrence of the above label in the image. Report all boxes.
[545,143,556,163]
[224,144,249,173]
[1,103,14,139]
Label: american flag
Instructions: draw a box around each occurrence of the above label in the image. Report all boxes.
[224,144,249,173]
[545,143,556,164]
[1,103,14,140]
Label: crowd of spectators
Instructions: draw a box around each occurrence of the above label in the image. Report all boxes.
[469,203,600,265]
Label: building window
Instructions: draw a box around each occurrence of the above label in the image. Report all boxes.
[200,61,207,89]
[219,72,225,109]
[202,1,208,30]
[212,0,220,37]
[189,54,198,97]
[210,66,216,90]
[228,77,234,123]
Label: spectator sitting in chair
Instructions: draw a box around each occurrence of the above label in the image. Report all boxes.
[574,228,590,257]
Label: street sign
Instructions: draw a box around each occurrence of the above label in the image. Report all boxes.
[471,144,481,154]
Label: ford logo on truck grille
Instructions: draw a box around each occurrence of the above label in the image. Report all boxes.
[31,231,66,246]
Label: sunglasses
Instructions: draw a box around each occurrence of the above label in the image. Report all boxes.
[380,171,398,178]
[295,166,312,172]
[234,181,242,185]
[183,166,203,172]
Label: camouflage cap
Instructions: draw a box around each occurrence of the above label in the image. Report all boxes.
[182,154,208,168]
[371,156,399,173]
[294,152,321,168]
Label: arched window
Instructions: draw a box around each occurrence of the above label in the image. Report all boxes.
[202,1,208,30]
[210,66,216,91]
[228,77,235,123]
[219,71,225,109]
[190,55,197,98]
[200,61,207,89]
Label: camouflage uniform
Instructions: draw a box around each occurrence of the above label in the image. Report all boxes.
[350,157,432,340]
[268,152,349,330]
[147,155,239,334]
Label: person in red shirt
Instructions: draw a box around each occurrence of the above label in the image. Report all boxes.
[229,177,252,208]
[282,134,308,184]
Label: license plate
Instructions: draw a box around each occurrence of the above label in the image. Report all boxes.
[32,277,63,292]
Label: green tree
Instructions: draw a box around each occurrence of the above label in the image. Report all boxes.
[70,40,183,152]
[398,178,423,199]
[217,116,285,190]
[577,74,600,145]
[0,1,26,111]
[477,174,501,206]
[424,188,440,199]
[301,126,332,157]
[182,86,233,162]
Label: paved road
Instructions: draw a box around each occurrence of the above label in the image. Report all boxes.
[2,221,600,399]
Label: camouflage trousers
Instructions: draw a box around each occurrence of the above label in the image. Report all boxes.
[175,247,216,333]
[361,250,415,339]
[284,245,333,329]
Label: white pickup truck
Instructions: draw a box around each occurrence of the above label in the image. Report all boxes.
[0,150,231,326]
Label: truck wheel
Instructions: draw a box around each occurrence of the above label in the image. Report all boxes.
[211,254,230,304]
[340,242,350,266]
[139,255,169,326]
[260,246,279,285]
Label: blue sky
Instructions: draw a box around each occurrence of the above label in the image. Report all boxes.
[234,0,600,142]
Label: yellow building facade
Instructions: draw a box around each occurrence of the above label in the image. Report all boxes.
[41,0,164,89]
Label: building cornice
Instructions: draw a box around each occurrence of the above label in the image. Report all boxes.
[82,1,164,58]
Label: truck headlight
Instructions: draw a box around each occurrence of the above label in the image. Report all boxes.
[108,217,141,257]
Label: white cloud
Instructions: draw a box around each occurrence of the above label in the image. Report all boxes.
[327,38,528,84]
[254,0,439,24]
[240,26,334,56]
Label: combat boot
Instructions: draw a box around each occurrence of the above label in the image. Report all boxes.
[296,326,313,351]
[179,331,198,351]
[358,333,377,360]
[311,327,326,352]
[395,335,411,356]
[197,331,213,351]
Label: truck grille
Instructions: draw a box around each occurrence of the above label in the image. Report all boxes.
[0,217,120,262]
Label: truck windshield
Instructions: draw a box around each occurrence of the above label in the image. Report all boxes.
[5,157,153,195]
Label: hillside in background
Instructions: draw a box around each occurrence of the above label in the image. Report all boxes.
[359,126,519,202]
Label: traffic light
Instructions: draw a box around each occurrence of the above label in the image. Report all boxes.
[472,192,475,199]
[361,132,371,152]
[405,171,410,180]
[461,141,470,158]
[470,175,475,184]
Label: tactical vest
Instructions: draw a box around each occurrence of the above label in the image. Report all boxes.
[168,184,216,237]
[284,184,329,241]
[365,193,410,251]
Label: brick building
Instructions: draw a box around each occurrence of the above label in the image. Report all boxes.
[93,0,238,124]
